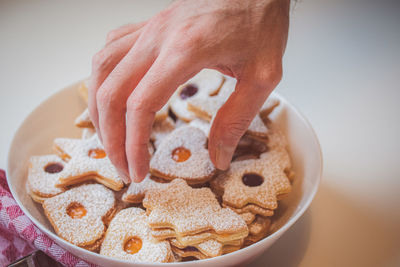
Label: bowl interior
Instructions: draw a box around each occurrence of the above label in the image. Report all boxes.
[7,82,322,267]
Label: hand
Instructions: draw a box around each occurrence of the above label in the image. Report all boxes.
[88,0,290,183]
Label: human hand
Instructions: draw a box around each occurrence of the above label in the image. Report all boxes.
[88,0,290,183]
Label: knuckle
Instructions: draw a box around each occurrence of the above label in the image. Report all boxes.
[126,96,149,114]
[91,49,112,71]
[254,65,283,88]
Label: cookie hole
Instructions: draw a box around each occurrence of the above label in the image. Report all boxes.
[88,148,106,159]
[66,202,87,219]
[44,162,63,174]
[179,84,198,100]
[242,173,264,187]
[171,147,191,162]
[124,237,143,254]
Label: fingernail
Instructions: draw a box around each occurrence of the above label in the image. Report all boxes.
[215,144,235,170]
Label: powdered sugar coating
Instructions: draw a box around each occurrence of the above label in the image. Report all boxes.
[150,117,175,149]
[53,134,124,191]
[150,126,216,184]
[187,76,236,121]
[170,69,225,122]
[100,208,172,263]
[42,183,115,249]
[27,155,65,200]
[81,127,96,139]
[143,179,248,238]
[211,139,292,210]
[74,108,93,128]
[122,174,170,203]
[188,118,211,137]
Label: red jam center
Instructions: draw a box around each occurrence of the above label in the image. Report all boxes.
[242,173,264,187]
[88,148,106,159]
[179,84,198,100]
[172,147,191,162]
[124,237,143,254]
[66,203,87,219]
[44,163,64,174]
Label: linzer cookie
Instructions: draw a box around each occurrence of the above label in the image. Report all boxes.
[42,183,116,251]
[150,126,216,184]
[170,69,225,122]
[244,216,272,245]
[27,155,66,203]
[74,108,94,128]
[122,174,170,204]
[53,134,124,191]
[143,179,248,239]
[100,208,173,263]
[211,147,292,211]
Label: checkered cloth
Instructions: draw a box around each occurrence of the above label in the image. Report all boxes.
[0,169,95,266]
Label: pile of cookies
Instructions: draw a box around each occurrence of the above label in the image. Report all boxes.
[26,69,294,263]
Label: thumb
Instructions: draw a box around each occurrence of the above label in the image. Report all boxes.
[208,71,281,170]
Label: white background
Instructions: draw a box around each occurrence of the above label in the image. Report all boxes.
[1,0,399,266]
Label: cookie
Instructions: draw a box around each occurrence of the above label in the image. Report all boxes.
[232,134,269,161]
[170,69,225,122]
[210,147,292,211]
[26,155,66,203]
[122,174,170,204]
[188,118,211,137]
[81,127,96,139]
[42,183,116,251]
[223,203,274,217]
[143,179,248,239]
[53,134,124,191]
[259,94,280,122]
[154,102,170,124]
[244,216,271,245]
[100,207,173,263]
[149,126,216,185]
[150,117,175,150]
[238,212,256,225]
[187,75,235,121]
[74,108,94,129]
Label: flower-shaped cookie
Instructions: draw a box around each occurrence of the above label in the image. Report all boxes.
[149,126,216,184]
[100,208,173,263]
[42,183,116,251]
[150,117,175,149]
[170,69,225,122]
[74,108,94,128]
[143,179,248,238]
[27,154,65,203]
[53,134,124,191]
[211,147,292,210]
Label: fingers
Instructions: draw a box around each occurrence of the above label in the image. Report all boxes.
[125,52,199,182]
[96,39,156,183]
[105,21,147,45]
[208,69,282,170]
[88,30,142,141]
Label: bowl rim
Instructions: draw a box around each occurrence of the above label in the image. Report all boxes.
[6,83,323,266]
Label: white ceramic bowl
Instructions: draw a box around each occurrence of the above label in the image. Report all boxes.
[7,81,322,267]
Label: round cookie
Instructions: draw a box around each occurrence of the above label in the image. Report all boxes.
[42,183,116,251]
[100,207,173,263]
[27,154,66,203]
[149,126,216,185]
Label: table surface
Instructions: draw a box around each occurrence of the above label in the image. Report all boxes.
[1,0,399,266]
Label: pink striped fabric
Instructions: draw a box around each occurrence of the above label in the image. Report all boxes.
[0,169,96,266]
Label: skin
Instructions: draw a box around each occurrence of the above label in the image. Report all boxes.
[88,0,290,183]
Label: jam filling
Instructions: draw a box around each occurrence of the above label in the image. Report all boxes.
[242,173,264,187]
[172,147,191,162]
[179,84,198,100]
[44,163,64,174]
[66,202,87,219]
[88,148,106,159]
[124,237,143,254]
